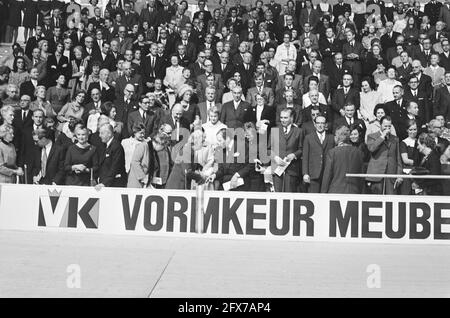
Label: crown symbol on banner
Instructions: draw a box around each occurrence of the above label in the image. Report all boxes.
[47,189,62,197]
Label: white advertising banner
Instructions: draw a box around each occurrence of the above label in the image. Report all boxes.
[1,184,450,244]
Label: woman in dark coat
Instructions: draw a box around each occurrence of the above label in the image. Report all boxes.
[23,0,39,42]
[64,126,98,186]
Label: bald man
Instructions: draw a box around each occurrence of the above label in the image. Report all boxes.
[87,68,115,102]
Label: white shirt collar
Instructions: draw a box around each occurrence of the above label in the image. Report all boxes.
[106,137,113,148]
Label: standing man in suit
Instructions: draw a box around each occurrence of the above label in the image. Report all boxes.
[127,95,158,138]
[113,26,133,55]
[24,48,47,83]
[196,60,223,102]
[342,29,364,87]
[244,92,276,128]
[302,113,335,193]
[271,108,304,192]
[411,59,433,101]
[214,51,235,85]
[299,0,320,32]
[434,71,450,122]
[142,43,163,92]
[198,86,222,124]
[326,52,352,96]
[96,124,127,188]
[404,75,431,123]
[176,29,197,64]
[380,22,400,52]
[439,38,450,71]
[333,0,352,24]
[20,68,42,101]
[139,0,160,29]
[366,116,403,194]
[425,0,443,26]
[333,104,366,138]
[321,126,364,194]
[304,60,330,100]
[31,128,65,185]
[331,73,360,121]
[246,73,275,107]
[115,62,142,101]
[122,2,139,30]
[319,27,343,70]
[220,86,250,128]
[384,85,409,134]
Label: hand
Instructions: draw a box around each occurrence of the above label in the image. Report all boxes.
[394,178,403,189]
[303,174,310,183]
[78,164,87,171]
[274,156,285,166]
[15,167,24,177]
[206,173,216,183]
[285,154,296,163]
[146,82,154,88]
[339,109,346,117]
[33,176,40,184]
[95,183,105,191]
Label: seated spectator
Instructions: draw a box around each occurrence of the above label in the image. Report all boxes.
[46,74,71,114]
[30,86,56,119]
[57,90,86,131]
[0,124,23,183]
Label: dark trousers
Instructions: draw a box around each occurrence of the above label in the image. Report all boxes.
[307,179,321,193]
[274,174,300,192]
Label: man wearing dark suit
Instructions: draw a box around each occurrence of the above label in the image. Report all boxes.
[20,67,44,100]
[321,126,364,194]
[221,27,240,56]
[299,2,320,31]
[12,96,34,154]
[87,69,116,102]
[412,38,436,68]
[114,62,143,101]
[46,53,70,86]
[404,75,431,122]
[31,128,65,185]
[25,26,45,59]
[196,61,224,102]
[161,104,191,144]
[236,56,256,93]
[325,52,351,90]
[190,55,206,79]
[425,0,443,26]
[112,26,134,55]
[342,30,364,86]
[69,26,86,47]
[93,42,116,71]
[24,48,47,83]
[88,7,105,29]
[122,3,139,30]
[18,109,44,183]
[304,61,330,100]
[275,73,302,105]
[332,0,351,23]
[411,60,433,100]
[383,85,409,134]
[302,113,335,193]
[319,28,343,68]
[244,99,276,129]
[331,73,360,121]
[139,1,160,28]
[193,0,212,25]
[396,51,414,84]
[434,72,450,121]
[366,116,403,194]
[252,31,276,64]
[96,124,127,188]
[127,95,158,138]
[175,29,197,63]
[113,84,139,125]
[275,61,303,93]
[214,52,235,85]
[198,87,222,124]
[142,44,164,92]
[271,108,304,192]
[439,39,450,71]
[332,104,366,139]
[380,22,400,51]
[220,86,251,129]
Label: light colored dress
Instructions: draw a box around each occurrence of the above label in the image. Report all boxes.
[274,43,298,76]
[121,137,144,174]
[377,78,402,103]
[0,140,18,184]
[359,90,383,123]
[423,65,445,88]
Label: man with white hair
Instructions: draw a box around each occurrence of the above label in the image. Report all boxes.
[220,86,250,128]
[87,68,115,102]
[96,124,127,188]
[114,61,142,101]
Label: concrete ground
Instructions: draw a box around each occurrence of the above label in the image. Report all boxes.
[0,230,449,298]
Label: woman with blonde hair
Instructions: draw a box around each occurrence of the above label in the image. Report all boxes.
[69,46,88,97]
[39,39,50,61]
[30,85,56,118]
[0,124,23,183]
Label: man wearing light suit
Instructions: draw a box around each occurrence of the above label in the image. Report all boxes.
[246,73,275,107]
[198,86,222,124]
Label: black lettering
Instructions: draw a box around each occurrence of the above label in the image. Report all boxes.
[361,201,383,238]
[329,201,359,237]
[167,196,188,232]
[434,203,450,240]
[246,199,266,235]
[190,196,197,233]
[269,199,290,236]
[222,198,244,234]
[122,195,142,231]
[204,197,220,233]
[386,202,406,239]
[143,196,164,231]
[68,197,98,228]
[410,202,431,239]
[292,200,314,236]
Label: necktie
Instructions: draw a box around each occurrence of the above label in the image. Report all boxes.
[152,57,155,69]
[41,148,47,178]
[142,112,146,121]
[22,111,27,121]
[319,133,324,144]
[284,127,288,135]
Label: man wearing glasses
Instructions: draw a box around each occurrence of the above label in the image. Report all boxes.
[404,75,431,122]
[190,51,207,78]
[411,59,433,101]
